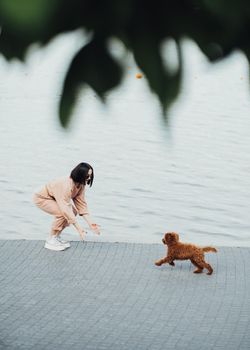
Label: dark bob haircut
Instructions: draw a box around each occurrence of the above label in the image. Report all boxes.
[70,162,94,187]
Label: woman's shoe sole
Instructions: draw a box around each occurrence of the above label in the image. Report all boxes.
[59,241,70,248]
[44,242,66,251]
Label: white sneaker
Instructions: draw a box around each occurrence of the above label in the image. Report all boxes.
[44,236,67,251]
[57,235,71,248]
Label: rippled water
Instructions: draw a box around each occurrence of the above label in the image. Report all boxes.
[0,33,250,246]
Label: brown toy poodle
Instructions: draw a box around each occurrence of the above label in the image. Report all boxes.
[155,232,217,275]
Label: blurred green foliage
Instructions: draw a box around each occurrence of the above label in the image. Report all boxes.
[0,0,249,126]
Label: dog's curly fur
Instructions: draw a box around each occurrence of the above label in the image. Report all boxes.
[155,232,217,275]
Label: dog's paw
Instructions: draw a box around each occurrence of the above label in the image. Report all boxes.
[169,261,175,266]
[193,269,203,274]
[155,261,162,266]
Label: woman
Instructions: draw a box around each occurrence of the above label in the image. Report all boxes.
[33,162,100,251]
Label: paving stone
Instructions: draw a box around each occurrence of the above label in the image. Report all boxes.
[0,241,249,350]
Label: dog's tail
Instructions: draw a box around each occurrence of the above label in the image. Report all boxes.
[202,246,217,253]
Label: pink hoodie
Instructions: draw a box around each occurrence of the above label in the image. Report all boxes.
[35,177,89,224]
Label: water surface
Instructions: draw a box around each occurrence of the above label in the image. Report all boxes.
[0,34,250,246]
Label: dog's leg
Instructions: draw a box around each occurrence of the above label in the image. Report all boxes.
[204,263,213,275]
[199,261,213,275]
[191,259,204,274]
[155,256,174,266]
[155,258,164,266]
[194,257,213,275]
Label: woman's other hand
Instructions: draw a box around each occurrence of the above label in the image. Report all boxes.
[90,223,100,235]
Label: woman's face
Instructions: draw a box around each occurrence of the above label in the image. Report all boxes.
[86,168,92,183]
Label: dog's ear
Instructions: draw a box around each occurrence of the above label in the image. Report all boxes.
[162,233,168,244]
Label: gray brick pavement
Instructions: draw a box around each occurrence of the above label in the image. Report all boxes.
[0,240,249,350]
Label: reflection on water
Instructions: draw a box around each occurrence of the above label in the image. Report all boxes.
[0,34,250,246]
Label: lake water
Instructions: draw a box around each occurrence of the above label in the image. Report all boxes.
[0,32,250,247]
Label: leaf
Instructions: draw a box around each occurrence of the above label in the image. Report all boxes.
[131,34,182,113]
[0,0,59,59]
[59,38,123,127]
[0,0,58,35]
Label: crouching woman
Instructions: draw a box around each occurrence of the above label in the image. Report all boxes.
[33,162,100,251]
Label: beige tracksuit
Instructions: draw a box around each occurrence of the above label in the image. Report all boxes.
[33,177,89,234]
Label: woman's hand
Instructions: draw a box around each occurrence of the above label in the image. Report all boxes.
[73,222,86,241]
[79,229,86,241]
[82,214,100,235]
[89,223,100,235]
